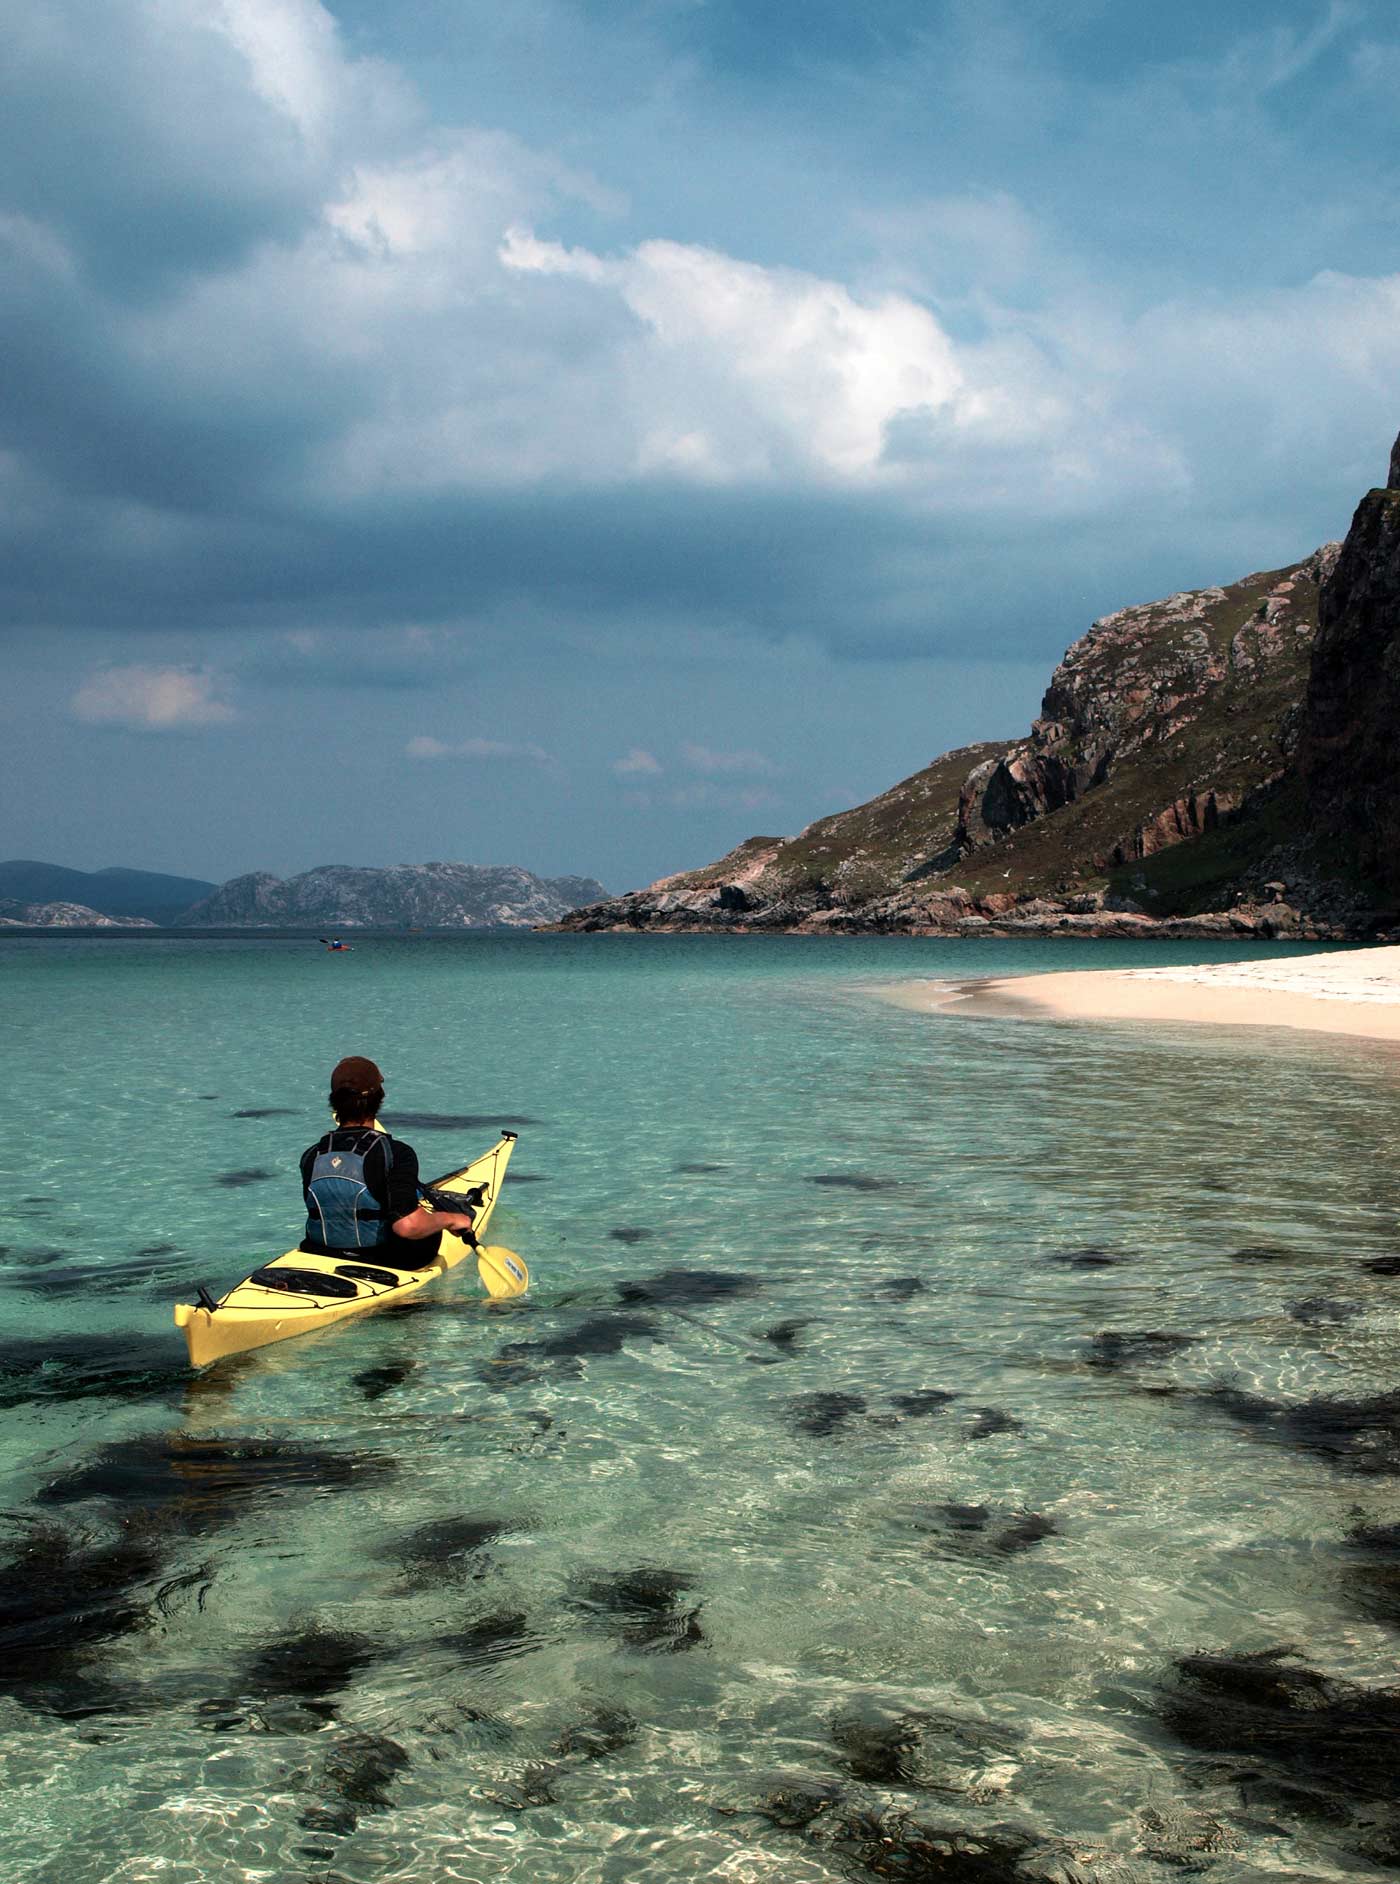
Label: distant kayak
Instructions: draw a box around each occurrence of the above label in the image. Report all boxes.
[174,1130,521,1367]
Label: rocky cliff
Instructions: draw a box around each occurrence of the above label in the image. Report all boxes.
[556,433,1400,940]
[179,862,608,928]
[1301,449,1400,904]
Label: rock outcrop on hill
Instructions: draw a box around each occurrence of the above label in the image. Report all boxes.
[0,900,155,927]
[179,862,608,928]
[555,433,1400,940]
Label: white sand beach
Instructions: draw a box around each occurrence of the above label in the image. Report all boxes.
[898,944,1400,1043]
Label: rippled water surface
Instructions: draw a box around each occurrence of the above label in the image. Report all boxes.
[4,932,1400,1883]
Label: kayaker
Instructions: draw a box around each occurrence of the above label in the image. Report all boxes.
[298,1055,477,1269]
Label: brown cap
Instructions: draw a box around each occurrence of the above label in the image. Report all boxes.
[330,1055,383,1092]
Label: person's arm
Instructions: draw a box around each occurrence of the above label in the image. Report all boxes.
[392,1202,476,1240]
[382,1138,475,1240]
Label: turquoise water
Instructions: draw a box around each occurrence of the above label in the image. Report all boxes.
[4,932,1400,1883]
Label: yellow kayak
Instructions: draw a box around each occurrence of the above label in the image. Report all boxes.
[175,1130,519,1367]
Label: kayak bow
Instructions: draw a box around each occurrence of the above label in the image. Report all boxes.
[174,1130,519,1367]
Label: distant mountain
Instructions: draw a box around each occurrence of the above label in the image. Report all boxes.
[0,861,217,925]
[554,429,1400,940]
[179,862,610,928]
[0,899,155,928]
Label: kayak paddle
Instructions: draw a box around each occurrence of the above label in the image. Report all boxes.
[476,1243,530,1298]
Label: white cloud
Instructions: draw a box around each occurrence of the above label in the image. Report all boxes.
[681,741,774,776]
[611,747,662,776]
[405,735,551,763]
[70,664,236,729]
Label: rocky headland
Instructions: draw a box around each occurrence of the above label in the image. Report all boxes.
[555,433,1400,941]
[0,901,155,928]
[179,861,609,929]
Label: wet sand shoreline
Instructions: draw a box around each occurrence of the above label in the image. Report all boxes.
[886,944,1400,1044]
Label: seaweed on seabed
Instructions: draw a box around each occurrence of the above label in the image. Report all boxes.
[787,1391,867,1436]
[616,1269,759,1305]
[827,1808,1050,1884]
[829,1700,1021,1791]
[381,1513,507,1581]
[298,1730,412,1838]
[1085,1331,1197,1372]
[1339,1519,1400,1631]
[0,1333,190,1410]
[37,1432,396,1534]
[0,1515,167,1715]
[1202,1386,1400,1476]
[569,1566,705,1652]
[244,1624,384,1702]
[1157,1646,1400,1863]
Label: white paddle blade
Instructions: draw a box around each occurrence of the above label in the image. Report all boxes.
[478,1244,529,1298]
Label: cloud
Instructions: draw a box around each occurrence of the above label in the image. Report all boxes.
[70,664,236,729]
[611,747,662,776]
[405,735,551,763]
[5,0,1400,684]
[681,741,775,775]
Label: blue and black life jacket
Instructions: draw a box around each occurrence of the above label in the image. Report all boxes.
[304,1131,395,1251]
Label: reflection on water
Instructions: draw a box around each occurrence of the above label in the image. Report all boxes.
[2,932,1400,1881]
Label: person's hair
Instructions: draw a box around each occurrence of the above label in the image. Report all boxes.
[330,1082,384,1124]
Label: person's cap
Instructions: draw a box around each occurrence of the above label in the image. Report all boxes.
[330,1054,383,1091]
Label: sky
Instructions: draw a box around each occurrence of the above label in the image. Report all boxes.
[3,0,1399,893]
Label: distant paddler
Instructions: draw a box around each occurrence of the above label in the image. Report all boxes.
[319,936,352,952]
[301,1055,477,1265]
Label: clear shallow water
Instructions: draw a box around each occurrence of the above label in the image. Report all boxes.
[3,933,1400,1883]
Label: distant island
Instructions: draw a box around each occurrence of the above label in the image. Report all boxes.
[553,430,1400,942]
[180,863,608,929]
[0,860,608,930]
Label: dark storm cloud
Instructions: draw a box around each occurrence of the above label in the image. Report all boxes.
[3,0,1399,680]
